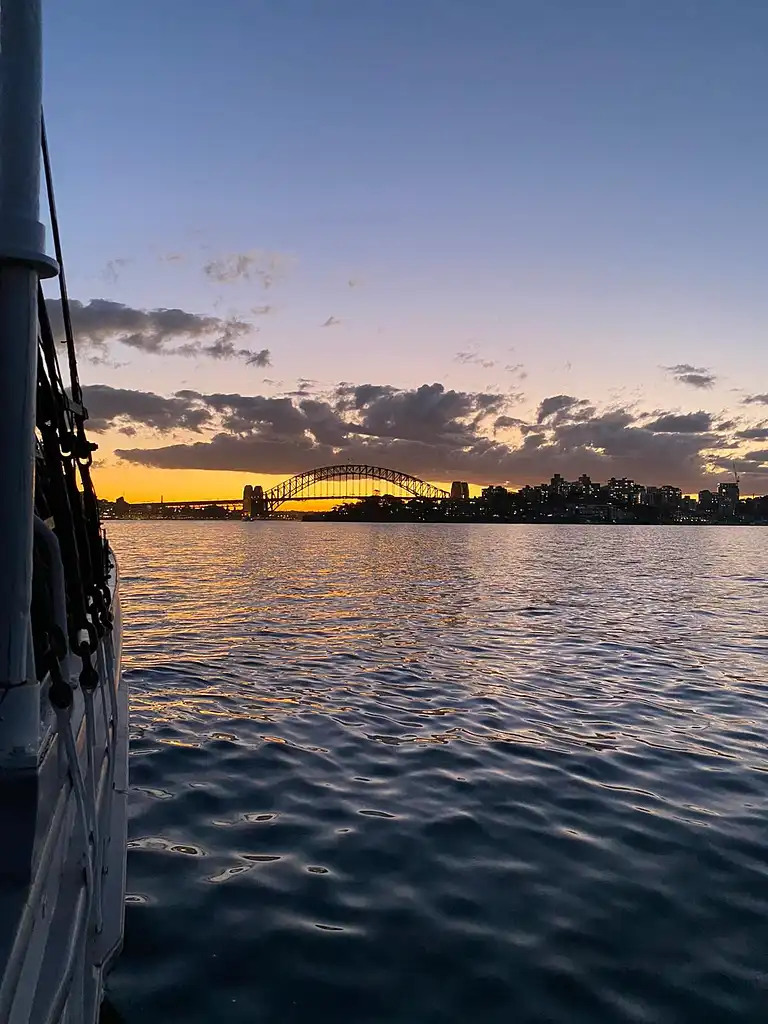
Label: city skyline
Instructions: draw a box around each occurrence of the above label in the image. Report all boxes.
[99,465,753,508]
[43,1,768,501]
[100,470,757,523]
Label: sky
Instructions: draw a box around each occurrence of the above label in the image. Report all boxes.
[41,0,768,500]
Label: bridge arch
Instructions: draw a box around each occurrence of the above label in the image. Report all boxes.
[253,464,450,513]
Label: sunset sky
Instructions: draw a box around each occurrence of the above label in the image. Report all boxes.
[42,0,768,501]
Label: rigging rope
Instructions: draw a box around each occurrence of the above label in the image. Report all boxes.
[38,111,113,650]
[41,112,81,408]
[34,110,119,958]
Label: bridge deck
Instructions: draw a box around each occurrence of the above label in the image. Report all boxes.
[130,493,453,511]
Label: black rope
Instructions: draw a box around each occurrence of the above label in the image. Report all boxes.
[41,111,81,407]
[36,347,89,638]
[3,114,113,705]
[37,287,72,445]
[37,108,112,658]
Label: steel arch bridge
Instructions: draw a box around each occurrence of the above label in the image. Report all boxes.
[247,464,450,514]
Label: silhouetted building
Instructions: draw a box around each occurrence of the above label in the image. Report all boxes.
[450,481,470,500]
[641,485,681,509]
[576,474,601,501]
[660,486,682,508]
[607,477,641,505]
[698,489,715,510]
[718,482,739,511]
[549,474,568,497]
[481,486,512,518]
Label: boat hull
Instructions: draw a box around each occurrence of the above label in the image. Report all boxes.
[0,550,128,1024]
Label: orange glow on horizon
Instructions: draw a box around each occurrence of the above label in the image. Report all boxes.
[93,463,284,504]
[91,462,483,506]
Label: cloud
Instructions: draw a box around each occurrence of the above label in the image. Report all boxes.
[711,455,768,477]
[298,399,350,446]
[321,316,342,327]
[46,298,268,367]
[736,426,768,441]
[246,348,271,367]
[251,305,273,316]
[334,382,507,445]
[285,377,320,398]
[644,411,714,433]
[493,416,528,432]
[335,383,395,412]
[743,394,768,406]
[664,364,717,389]
[733,450,768,478]
[454,350,496,370]
[101,258,131,284]
[202,250,295,288]
[107,382,740,492]
[81,385,212,434]
[536,395,590,424]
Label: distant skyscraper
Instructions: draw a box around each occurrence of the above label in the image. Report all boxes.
[549,474,568,497]
[660,486,682,508]
[698,489,715,510]
[718,482,739,510]
[607,477,640,504]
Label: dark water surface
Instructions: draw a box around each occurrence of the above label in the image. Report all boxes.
[106,522,768,1023]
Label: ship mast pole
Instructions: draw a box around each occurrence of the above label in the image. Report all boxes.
[0,0,58,763]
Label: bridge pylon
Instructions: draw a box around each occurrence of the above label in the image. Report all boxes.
[243,484,268,518]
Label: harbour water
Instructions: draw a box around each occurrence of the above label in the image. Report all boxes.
[106,522,768,1022]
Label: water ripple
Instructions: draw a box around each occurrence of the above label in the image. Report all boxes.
[107,523,768,1023]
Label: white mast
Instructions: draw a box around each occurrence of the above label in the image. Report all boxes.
[0,0,58,762]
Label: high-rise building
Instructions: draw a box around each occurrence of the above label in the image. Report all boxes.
[698,489,715,510]
[549,474,568,497]
[718,482,739,510]
[643,486,662,507]
[576,474,601,501]
[660,485,682,508]
[607,477,641,504]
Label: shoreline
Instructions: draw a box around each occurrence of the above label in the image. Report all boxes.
[102,516,765,526]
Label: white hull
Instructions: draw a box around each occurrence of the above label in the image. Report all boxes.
[0,554,128,1024]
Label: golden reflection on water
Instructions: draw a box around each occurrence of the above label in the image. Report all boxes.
[105,522,768,1024]
[111,521,768,777]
